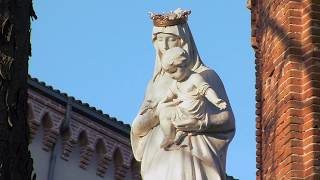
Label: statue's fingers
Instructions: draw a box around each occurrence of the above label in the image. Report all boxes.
[175,124,188,130]
[176,126,187,131]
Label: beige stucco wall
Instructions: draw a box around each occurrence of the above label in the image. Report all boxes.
[53,139,100,180]
[29,127,51,180]
[29,128,132,180]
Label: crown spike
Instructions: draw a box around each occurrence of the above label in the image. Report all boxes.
[149,9,191,27]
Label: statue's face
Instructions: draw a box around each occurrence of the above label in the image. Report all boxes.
[156,33,181,53]
[166,57,190,82]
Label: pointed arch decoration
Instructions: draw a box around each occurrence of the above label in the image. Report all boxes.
[113,147,128,180]
[77,130,94,170]
[93,138,110,177]
[40,112,58,152]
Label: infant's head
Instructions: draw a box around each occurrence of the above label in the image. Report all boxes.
[161,47,191,81]
[162,47,188,71]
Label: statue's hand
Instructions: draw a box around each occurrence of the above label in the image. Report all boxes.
[217,101,227,110]
[140,106,153,115]
[140,100,158,115]
[132,110,159,137]
[173,119,206,132]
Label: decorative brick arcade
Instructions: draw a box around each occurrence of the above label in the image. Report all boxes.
[249,0,320,179]
[27,76,141,180]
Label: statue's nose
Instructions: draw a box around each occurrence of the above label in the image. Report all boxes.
[164,42,169,50]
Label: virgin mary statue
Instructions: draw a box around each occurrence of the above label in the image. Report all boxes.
[131,9,235,180]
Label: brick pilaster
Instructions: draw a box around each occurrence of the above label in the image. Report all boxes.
[251,0,320,179]
[301,1,320,179]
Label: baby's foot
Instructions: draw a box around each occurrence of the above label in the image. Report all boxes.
[160,137,174,150]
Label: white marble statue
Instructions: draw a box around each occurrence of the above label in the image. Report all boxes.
[131,9,235,180]
[140,47,228,151]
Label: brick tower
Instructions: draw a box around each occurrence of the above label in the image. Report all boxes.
[249,0,320,179]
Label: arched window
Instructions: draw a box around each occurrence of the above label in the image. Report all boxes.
[95,139,106,157]
[41,112,53,129]
[78,131,88,147]
[113,148,126,179]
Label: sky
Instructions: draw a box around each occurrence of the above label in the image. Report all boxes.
[30,1,255,179]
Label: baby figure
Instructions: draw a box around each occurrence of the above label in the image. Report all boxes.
[157,47,227,150]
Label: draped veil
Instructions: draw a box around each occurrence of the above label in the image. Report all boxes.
[131,22,235,180]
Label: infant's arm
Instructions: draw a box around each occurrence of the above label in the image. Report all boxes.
[191,73,227,110]
[206,89,227,110]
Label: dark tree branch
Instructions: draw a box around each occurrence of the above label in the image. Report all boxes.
[0,0,36,179]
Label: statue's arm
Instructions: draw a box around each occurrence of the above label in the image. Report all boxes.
[131,113,159,137]
[174,109,232,133]
[191,73,227,110]
[131,81,159,137]
[201,110,232,132]
[176,74,234,132]
[198,69,235,133]
[205,89,227,110]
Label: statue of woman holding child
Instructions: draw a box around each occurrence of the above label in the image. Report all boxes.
[131,9,235,180]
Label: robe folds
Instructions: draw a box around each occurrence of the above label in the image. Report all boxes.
[131,69,235,180]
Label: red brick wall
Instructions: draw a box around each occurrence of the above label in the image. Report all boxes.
[250,0,320,179]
